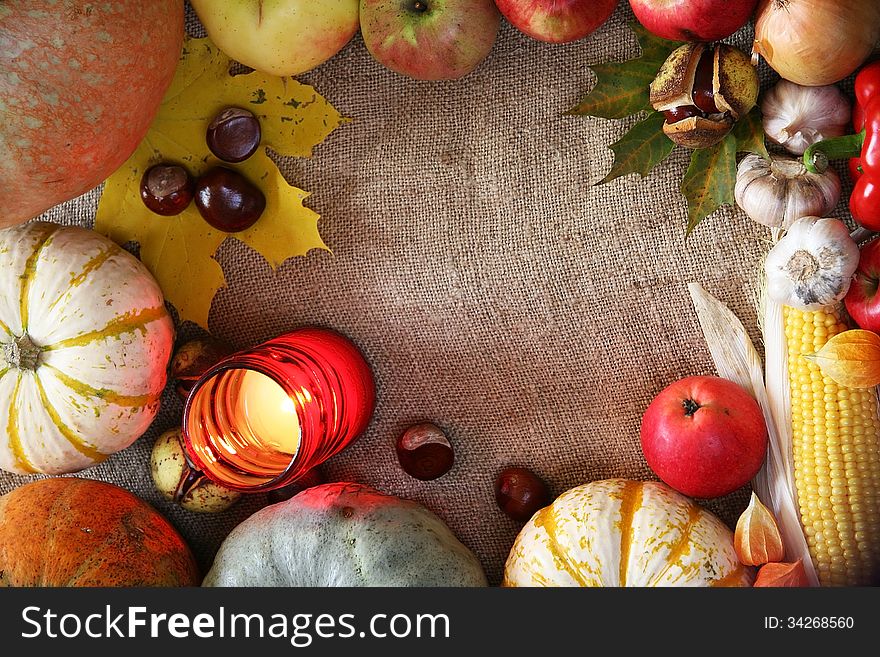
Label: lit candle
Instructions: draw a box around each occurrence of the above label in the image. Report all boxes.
[182,328,375,492]
[234,370,301,455]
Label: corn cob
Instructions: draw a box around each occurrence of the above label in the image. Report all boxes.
[784,304,880,586]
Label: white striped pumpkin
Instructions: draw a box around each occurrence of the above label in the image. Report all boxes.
[0,222,174,475]
[503,479,753,587]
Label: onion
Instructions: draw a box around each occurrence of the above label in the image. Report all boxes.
[753,0,880,86]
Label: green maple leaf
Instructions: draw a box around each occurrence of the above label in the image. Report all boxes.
[681,108,769,233]
[732,108,770,159]
[568,24,683,119]
[571,24,680,189]
[681,133,738,235]
[599,112,675,184]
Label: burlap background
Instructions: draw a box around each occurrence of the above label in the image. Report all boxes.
[1,3,856,584]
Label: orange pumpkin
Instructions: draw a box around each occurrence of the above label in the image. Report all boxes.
[0,0,184,227]
[0,478,199,586]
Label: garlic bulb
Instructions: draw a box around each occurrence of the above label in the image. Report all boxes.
[735,154,840,229]
[764,216,858,311]
[762,80,851,155]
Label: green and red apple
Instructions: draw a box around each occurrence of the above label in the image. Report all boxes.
[360,0,501,80]
[190,0,360,76]
[494,0,619,44]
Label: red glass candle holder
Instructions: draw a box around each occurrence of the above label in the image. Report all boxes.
[182,327,375,492]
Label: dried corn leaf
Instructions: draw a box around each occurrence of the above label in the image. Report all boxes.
[688,282,818,586]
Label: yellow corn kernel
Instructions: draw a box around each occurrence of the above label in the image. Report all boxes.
[784,305,880,586]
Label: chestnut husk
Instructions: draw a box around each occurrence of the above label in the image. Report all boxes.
[650,43,759,149]
[150,428,241,513]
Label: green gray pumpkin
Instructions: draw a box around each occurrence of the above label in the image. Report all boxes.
[203,482,488,587]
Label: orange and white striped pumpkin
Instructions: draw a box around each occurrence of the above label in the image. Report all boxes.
[0,222,174,475]
[503,479,753,587]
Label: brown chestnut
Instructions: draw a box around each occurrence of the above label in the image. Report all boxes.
[396,422,454,480]
[691,49,719,115]
[140,164,194,216]
[495,467,550,522]
[206,107,262,163]
[171,336,234,401]
[662,105,702,125]
[194,166,266,233]
[662,50,718,125]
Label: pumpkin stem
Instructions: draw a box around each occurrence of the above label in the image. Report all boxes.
[3,334,42,371]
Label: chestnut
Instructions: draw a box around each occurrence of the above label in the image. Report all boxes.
[206,107,262,163]
[494,467,550,522]
[661,51,717,125]
[140,164,194,216]
[396,422,454,480]
[691,49,719,115]
[662,105,702,125]
[194,166,266,233]
[650,42,759,149]
[170,336,234,401]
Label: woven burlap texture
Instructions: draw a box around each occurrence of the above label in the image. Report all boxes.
[5,5,843,584]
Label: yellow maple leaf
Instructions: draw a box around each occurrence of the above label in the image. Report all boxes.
[95,37,343,328]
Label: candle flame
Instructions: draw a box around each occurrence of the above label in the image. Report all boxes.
[236,370,301,454]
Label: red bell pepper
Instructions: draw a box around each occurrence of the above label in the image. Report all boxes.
[805,61,880,230]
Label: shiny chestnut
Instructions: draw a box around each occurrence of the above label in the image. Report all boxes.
[691,49,720,115]
[206,107,262,163]
[194,167,266,233]
[495,467,550,522]
[140,164,194,216]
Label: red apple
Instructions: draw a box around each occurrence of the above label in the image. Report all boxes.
[360,0,501,80]
[845,239,880,332]
[628,0,759,42]
[494,0,619,44]
[640,375,768,499]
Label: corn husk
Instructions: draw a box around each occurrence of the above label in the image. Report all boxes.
[688,282,819,586]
